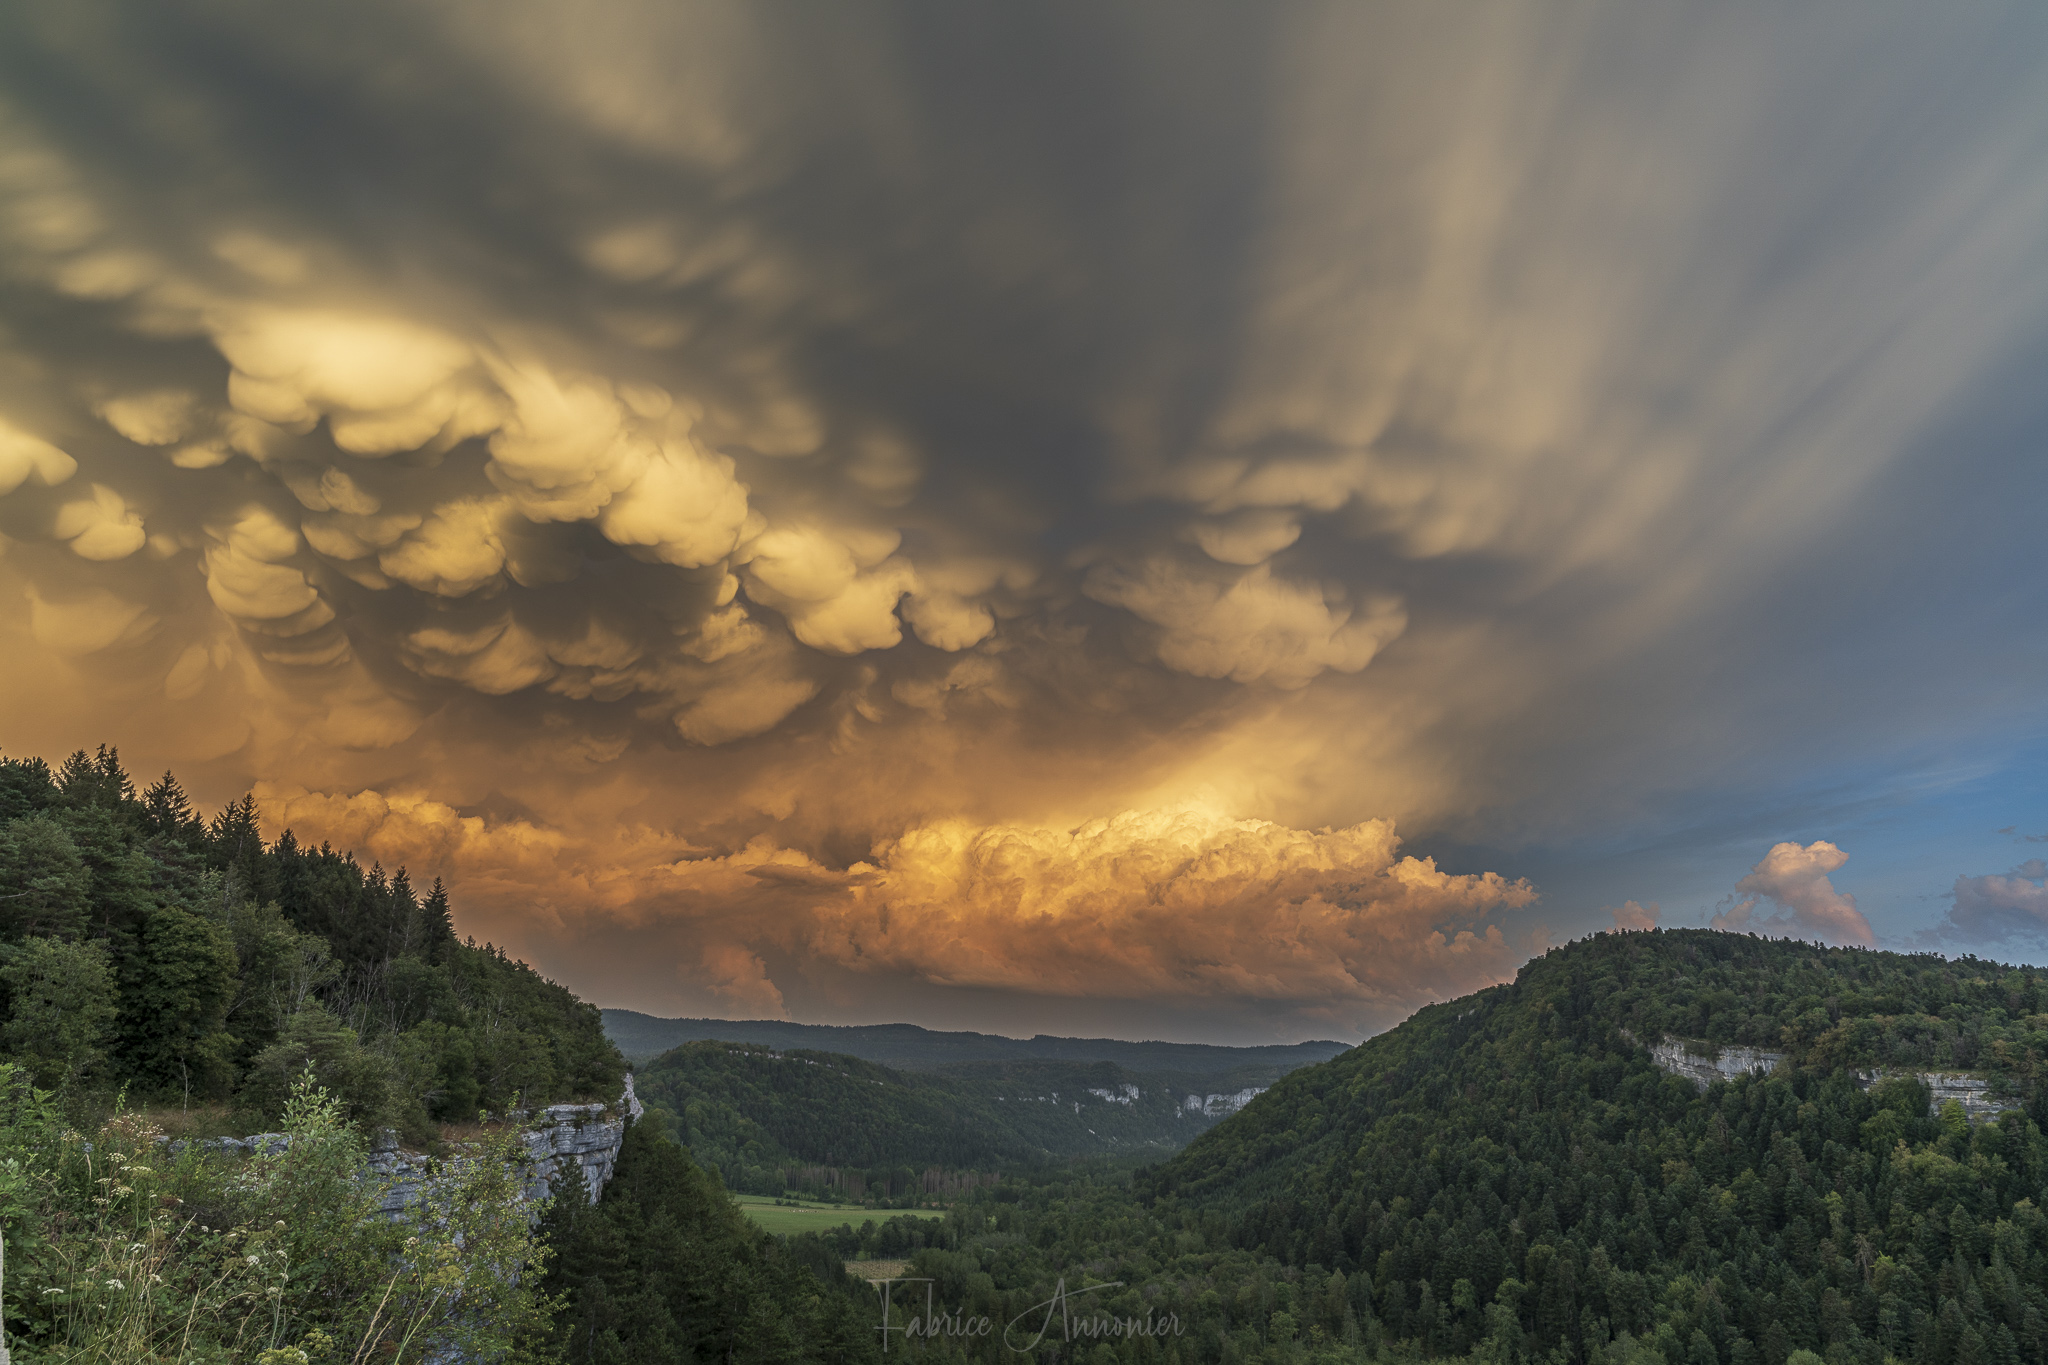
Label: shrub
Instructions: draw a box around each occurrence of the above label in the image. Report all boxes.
[240,1005,393,1130]
[0,937,117,1092]
[1,1065,552,1362]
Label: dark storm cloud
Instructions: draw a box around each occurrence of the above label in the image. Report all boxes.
[4,0,2048,1033]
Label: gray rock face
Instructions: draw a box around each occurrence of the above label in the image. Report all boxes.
[1634,1034,2023,1124]
[1920,1072,2020,1122]
[170,1078,636,1221]
[1182,1087,1264,1117]
[363,1101,626,1220]
[1644,1037,1785,1089]
[161,1131,291,1160]
[1087,1084,1140,1106]
[1856,1069,2022,1124]
[522,1102,626,1208]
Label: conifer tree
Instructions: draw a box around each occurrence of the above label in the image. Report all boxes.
[0,815,91,940]
[0,742,621,1132]
[138,770,204,846]
[55,745,135,811]
[0,935,117,1088]
[422,877,456,957]
[0,754,56,822]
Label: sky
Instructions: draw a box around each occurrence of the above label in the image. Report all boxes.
[2,0,2047,1044]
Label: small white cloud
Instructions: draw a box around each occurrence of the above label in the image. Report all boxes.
[1711,841,1873,946]
[582,222,679,281]
[212,230,309,284]
[216,308,472,417]
[596,439,751,567]
[403,616,556,695]
[203,506,320,622]
[1609,900,1659,931]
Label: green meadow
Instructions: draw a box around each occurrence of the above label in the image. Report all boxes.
[730,1194,944,1236]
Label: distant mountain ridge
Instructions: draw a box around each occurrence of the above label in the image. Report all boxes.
[601,1009,1350,1073]
[631,1039,1304,1195]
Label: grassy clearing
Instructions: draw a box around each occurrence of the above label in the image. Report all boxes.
[842,1258,912,1282]
[730,1194,945,1236]
[730,1194,870,1234]
[110,1101,245,1141]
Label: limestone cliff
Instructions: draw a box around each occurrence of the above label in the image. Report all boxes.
[1633,1033,2022,1122]
[366,1097,628,1219]
[176,1073,641,1219]
[1180,1086,1266,1118]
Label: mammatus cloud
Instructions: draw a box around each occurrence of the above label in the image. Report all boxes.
[1710,841,1874,947]
[0,418,77,495]
[1084,561,1405,689]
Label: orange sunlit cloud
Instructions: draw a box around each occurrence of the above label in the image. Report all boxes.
[256,786,1538,1035]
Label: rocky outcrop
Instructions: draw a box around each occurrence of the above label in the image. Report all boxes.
[177,1131,294,1158]
[1182,1087,1264,1118]
[364,1099,627,1219]
[1634,1034,2023,1123]
[173,1074,639,1221]
[1855,1068,2021,1124]
[1643,1037,1785,1089]
[1920,1072,2020,1122]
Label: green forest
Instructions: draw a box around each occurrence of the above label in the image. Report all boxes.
[636,1041,1034,1188]
[7,744,2048,1365]
[0,745,628,1361]
[0,745,620,1135]
[634,1039,1276,1196]
[537,1117,891,1364]
[620,932,2048,1365]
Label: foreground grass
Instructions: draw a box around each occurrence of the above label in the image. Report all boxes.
[0,1065,552,1363]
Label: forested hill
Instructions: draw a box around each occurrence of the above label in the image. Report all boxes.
[635,1039,1269,1196]
[1139,929,2048,1365]
[0,745,621,1136]
[604,1007,1347,1072]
